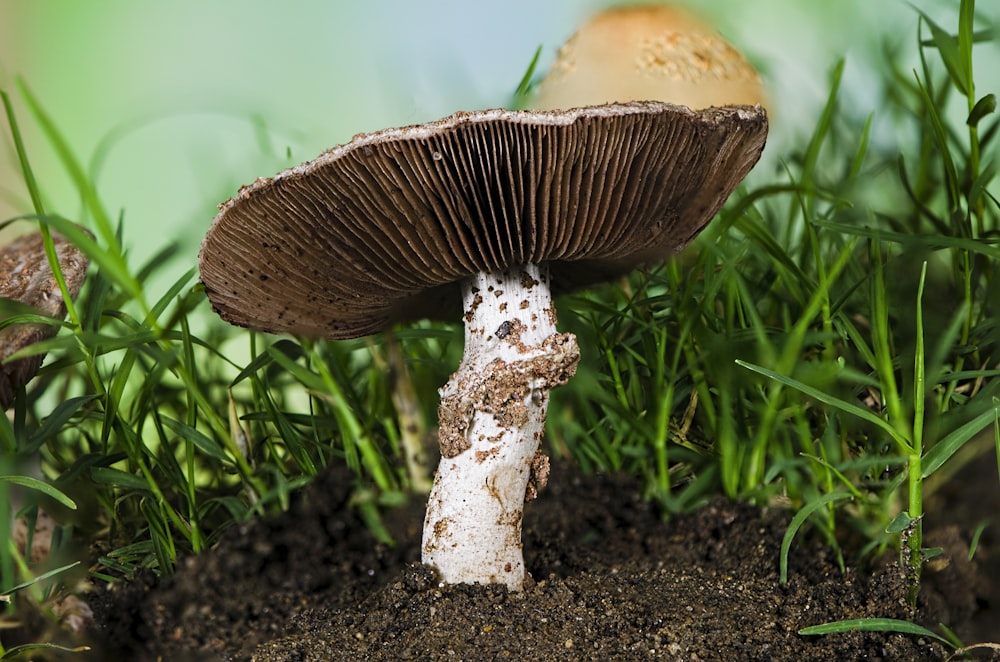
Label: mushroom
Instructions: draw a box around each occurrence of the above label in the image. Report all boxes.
[533,4,766,112]
[200,101,766,590]
[0,229,89,409]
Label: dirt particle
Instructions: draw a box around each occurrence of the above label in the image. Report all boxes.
[437,393,472,458]
[475,446,500,463]
[495,320,513,340]
[464,293,483,324]
[432,518,451,538]
[525,451,550,502]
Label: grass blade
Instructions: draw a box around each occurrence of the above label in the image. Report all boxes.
[780,492,853,583]
[799,617,950,645]
[736,360,908,449]
[921,404,1000,478]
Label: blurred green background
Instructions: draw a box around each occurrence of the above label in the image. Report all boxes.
[1,0,996,285]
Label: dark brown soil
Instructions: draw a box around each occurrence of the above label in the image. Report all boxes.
[65,459,997,661]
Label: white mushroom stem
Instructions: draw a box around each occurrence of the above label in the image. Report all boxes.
[421,263,580,590]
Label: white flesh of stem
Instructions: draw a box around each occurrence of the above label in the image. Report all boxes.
[421,263,579,590]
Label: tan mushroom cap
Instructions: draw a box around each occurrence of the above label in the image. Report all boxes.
[533,4,766,112]
[200,101,767,340]
[0,229,89,409]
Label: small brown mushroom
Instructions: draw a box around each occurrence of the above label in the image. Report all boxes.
[200,101,767,589]
[0,229,89,409]
[533,4,766,112]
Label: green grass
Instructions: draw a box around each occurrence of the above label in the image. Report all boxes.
[0,0,998,655]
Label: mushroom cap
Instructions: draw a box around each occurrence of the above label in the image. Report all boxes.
[533,4,766,112]
[199,101,767,340]
[0,229,89,409]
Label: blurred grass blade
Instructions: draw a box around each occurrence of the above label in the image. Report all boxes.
[913,7,969,95]
[511,45,543,107]
[968,93,996,127]
[0,561,81,596]
[0,409,14,453]
[230,336,295,385]
[26,396,99,454]
[912,73,962,213]
[266,343,325,391]
[849,113,874,178]
[14,81,152,317]
[161,416,233,465]
[15,81,116,254]
[1,643,92,658]
[995,404,1000,488]
[0,476,76,510]
[814,220,1000,259]
[146,267,197,324]
[1,90,45,213]
[50,213,142,301]
[91,467,153,492]
[800,59,845,193]
[140,497,176,574]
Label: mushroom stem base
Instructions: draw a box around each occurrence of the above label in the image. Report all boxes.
[421,264,579,590]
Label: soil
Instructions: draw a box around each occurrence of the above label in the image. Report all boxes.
[17,459,1000,660]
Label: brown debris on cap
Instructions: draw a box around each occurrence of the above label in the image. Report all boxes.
[199,101,767,340]
[533,4,766,112]
[0,230,89,409]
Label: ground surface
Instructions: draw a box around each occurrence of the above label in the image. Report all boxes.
[55,459,1000,659]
